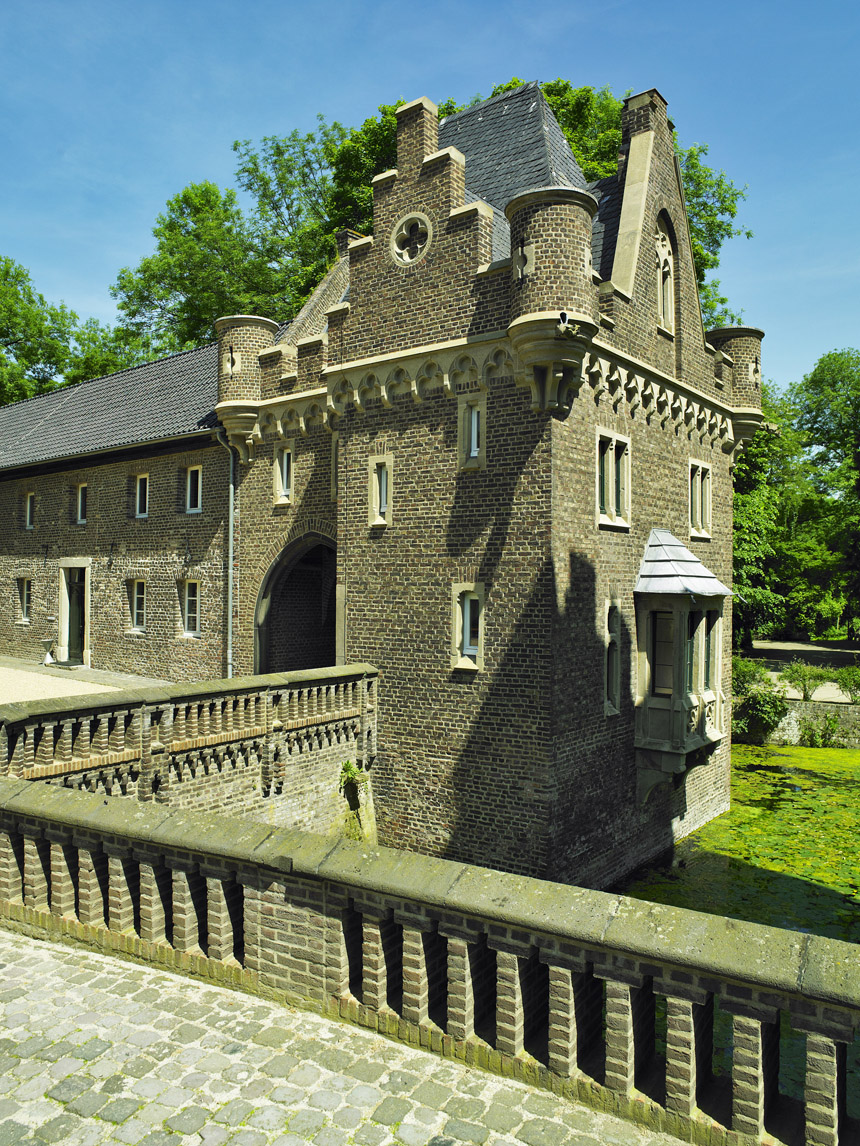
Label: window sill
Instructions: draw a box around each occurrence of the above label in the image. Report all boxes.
[459,458,485,472]
[15,620,30,628]
[452,655,480,672]
[179,632,201,640]
[185,508,202,516]
[134,514,149,521]
[124,629,147,637]
[689,529,711,541]
[604,702,620,717]
[657,324,675,340]
[272,500,292,514]
[598,515,630,532]
[370,517,388,529]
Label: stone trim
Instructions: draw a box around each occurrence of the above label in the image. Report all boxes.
[610,129,655,298]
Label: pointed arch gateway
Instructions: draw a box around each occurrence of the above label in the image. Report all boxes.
[254,533,338,674]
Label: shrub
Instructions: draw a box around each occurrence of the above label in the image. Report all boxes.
[732,657,788,744]
[834,666,860,705]
[798,713,844,748]
[779,659,829,701]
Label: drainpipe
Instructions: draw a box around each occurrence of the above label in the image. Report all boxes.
[214,430,235,678]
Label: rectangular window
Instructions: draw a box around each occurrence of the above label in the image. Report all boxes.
[25,492,35,530]
[451,582,485,670]
[651,611,674,696]
[274,448,292,503]
[689,462,712,536]
[704,610,719,691]
[367,454,393,527]
[458,391,487,470]
[605,603,621,714]
[18,578,32,622]
[136,475,149,518]
[686,611,701,693]
[596,432,630,528]
[131,580,146,630]
[183,581,200,635]
[76,483,88,524]
[186,466,202,513]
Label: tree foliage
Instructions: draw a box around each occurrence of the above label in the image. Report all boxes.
[0,255,151,403]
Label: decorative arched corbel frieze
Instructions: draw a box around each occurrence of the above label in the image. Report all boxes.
[483,346,515,386]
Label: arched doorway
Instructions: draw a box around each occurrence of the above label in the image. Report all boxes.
[255,536,337,673]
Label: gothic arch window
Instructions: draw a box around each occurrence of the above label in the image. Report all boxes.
[655,216,675,333]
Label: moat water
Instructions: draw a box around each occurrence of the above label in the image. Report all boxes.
[611,743,860,1121]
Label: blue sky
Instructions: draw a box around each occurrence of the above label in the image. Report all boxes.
[1,0,855,392]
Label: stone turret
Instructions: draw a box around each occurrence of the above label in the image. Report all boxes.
[706,326,765,409]
[215,315,279,405]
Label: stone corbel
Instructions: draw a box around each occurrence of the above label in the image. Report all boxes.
[215,401,259,463]
[720,416,736,454]
[625,371,642,415]
[508,311,598,413]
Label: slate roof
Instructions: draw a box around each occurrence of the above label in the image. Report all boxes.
[589,175,623,280]
[635,529,731,598]
[0,343,218,473]
[439,83,588,211]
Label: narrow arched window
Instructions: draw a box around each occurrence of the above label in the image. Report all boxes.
[655,217,674,332]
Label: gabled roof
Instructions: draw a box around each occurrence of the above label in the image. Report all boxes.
[0,343,218,473]
[635,529,731,597]
[439,83,588,211]
[589,174,623,280]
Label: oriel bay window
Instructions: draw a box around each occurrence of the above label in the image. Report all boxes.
[634,529,730,787]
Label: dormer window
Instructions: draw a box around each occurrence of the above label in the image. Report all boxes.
[656,217,674,333]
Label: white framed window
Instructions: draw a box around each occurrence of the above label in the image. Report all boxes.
[182,580,200,635]
[458,391,487,470]
[689,462,712,537]
[367,453,393,527]
[135,475,149,518]
[17,578,32,623]
[451,582,485,671]
[605,602,621,715]
[274,448,292,503]
[24,492,35,530]
[131,580,146,631]
[596,432,630,529]
[76,483,88,524]
[186,466,202,514]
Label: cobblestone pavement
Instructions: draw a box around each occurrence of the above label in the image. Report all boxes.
[0,930,681,1146]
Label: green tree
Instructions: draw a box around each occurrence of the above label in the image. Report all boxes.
[789,348,860,634]
[0,256,78,404]
[63,318,155,386]
[112,182,289,348]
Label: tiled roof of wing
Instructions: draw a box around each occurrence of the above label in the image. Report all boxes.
[0,343,218,472]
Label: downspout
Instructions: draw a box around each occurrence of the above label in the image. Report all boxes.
[214,429,235,678]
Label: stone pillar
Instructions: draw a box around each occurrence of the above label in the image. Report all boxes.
[241,880,262,976]
[171,864,204,954]
[205,872,239,964]
[139,859,167,944]
[547,964,576,1076]
[604,979,635,1098]
[730,1011,780,1138]
[0,825,23,902]
[106,848,136,934]
[804,1033,846,1146]
[48,836,77,919]
[77,843,107,927]
[401,926,429,1026]
[361,914,387,1011]
[664,996,697,1118]
[495,951,524,1057]
[446,937,475,1042]
[22,832,49,909]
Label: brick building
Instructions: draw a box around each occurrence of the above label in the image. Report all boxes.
[0,85,763,886]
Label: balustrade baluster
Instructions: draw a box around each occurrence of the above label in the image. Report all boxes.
[171,863,205,954]
[204,871,241,964]
[0,826,24,903]
[603,978,636,1098]
[400,926,429,1026]
[47,833,76,919]
[546,964,576,1076]
[361,914,387,1012]
[91,716,109,755]
[76,842,108,927]
[664,995,699,1118]
[35,722,54,769]
[173,705,186,741]
[729,1010,780,1139]
[223,698,234,736]
[495,950,525,1057]
[22,831,50,909]
[199,703,211,738]
[74,718,91,760]
[804,1033,847,1146]
[105,846,138,934]
[138,858,169,944]
[188,705,200,739]
[445,937,475,1042]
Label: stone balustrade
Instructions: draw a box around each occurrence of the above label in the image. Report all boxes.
[0,666,377,800]
[0,776,856,1145]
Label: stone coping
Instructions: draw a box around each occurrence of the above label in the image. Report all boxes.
[0,775,856,1013]
[0,664,378,724]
